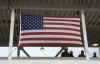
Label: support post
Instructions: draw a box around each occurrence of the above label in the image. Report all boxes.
[81,10,90,60]
[17,47,31,58]
[99,47,100,57]
[55,47,67,57]
[8,8,15,60]
[55,47,63,57]
[17,47,20,57]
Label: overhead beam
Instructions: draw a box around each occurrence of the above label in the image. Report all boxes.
[0,0,100,11]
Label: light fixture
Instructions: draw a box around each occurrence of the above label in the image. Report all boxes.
[92,43,99,46]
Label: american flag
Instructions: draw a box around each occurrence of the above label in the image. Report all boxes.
[19,15,82,46]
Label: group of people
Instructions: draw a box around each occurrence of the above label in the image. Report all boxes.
[61,48,74,57]
[61,48,97,57]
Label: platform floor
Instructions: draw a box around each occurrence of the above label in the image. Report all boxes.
[0,57,100,64]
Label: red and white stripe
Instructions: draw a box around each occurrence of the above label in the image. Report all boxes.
[19,16,82,46]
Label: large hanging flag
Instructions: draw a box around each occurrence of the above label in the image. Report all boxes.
[19,16,82,46]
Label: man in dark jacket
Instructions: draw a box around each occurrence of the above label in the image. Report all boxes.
[61,48,70,57]
[78,50,85,57]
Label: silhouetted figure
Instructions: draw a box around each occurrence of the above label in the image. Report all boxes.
[93,52,97,57]
[78,50,85,57]
[61,48,70,57]
[69,51,74,57]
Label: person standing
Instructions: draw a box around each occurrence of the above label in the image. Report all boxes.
[69,51,74,57]
[93,52,97,57]
[78,50,85,57]
[61,48,70,57]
